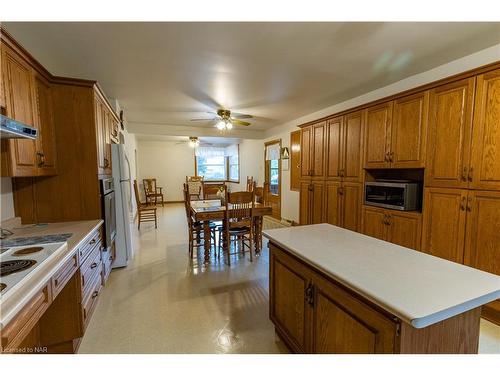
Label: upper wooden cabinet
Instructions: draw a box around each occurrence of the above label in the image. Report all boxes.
[425,78,475,188]
[391,91,429,168]
[470,69,500,191]
[325,116,342,180]
[364,101,392,168]
[300,121,325,179]
[361,205,422,250]
[94,89,118,176]
[364,93,429,169]
[1,41,57,177]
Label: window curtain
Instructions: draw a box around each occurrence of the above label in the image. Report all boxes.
[195,146,226,158]
[265,143,281,160]
[224,144,238,157]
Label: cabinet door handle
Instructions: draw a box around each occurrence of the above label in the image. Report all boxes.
[339,169,345,177]
[91,262,98,269]
[338,187,344,195]
[305,283,315,307]
[92,290,99,299]
[384,152,389,162]
[389,151,394,163]
[460,196,466,211]
[466,196,472,212]
[468,167,473,182]
[89,238,96,245]
[386,214,391,225]
[461,166,468,181]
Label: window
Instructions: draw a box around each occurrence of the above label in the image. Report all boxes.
[270,159,279,195]
[195,145,239,182]
[196,155,226,180]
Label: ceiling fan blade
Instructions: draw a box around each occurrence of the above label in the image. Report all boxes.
[231,113,253,119]
[231,119,251,126]
[190,118,216,122]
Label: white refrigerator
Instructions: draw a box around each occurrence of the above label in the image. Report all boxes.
[111,143,134,268]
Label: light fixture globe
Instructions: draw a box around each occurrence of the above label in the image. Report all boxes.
[225,120,233,130]
[216,120,226,130]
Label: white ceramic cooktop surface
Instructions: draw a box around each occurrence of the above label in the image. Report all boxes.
[263,223,500,328]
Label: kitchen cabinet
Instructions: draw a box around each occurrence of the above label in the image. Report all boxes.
[94,90,118,176]
[361,206,422,250]
[364,92,428,169]
[425,78,475,188]
[470,68,500,191]
[299,180,324,225]
[270,243,397,353]
[421,187,467,263]
[325,181,362,231]
[33,74,57,176]
[0,40,58,177]
[364,101,392,169]
[300,121,325,179]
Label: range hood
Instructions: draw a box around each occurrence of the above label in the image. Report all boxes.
[0,114,37,140]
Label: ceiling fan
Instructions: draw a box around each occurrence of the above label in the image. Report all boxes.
[190,109,252,130]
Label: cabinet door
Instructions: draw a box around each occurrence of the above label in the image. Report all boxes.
[310,272,396,353]
[324,181,342,226]
[104,110,112,174]
[33,74,57,176]
[361,206,387,241]
[386,211,422,250]
[269,245,311,353]
[300,126,312,178]
[342,182,362,232]
[343,111,363,182]
[299,181,311,225]
[94,98,106,175]
[470,69,500,191]
[326,117,342,180]
[1,44,37,176]
[311,181,325,224]
[364,102,392,168]
[421,188,467,263]
[311,122,326,178]
[463,190,500,275]
[391,91,429,168]
[425,78,475,188]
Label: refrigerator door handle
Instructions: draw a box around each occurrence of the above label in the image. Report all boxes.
[124,153,133,209]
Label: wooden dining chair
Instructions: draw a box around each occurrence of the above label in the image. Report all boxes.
[134,180,158,229]
[203,182,226,200]
[143,178,164,206]
[183,183,217,259]
[246,176,254,192]
[222,189,255,265]
[186,176,203,200]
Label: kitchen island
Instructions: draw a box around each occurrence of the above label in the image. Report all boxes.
[263,224,500,354]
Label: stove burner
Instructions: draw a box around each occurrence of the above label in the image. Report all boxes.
[0,259,37,277]
[0,283,6,292]
[12,246,44,256]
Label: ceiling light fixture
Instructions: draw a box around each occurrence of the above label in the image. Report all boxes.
[188,137,200,147]
[215,118,233,131]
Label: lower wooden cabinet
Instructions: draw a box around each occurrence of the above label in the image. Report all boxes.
[270,243,398,353]
[299,180,324,225]
[361,206,422,250]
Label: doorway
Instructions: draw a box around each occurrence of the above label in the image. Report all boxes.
[264,139,281,220]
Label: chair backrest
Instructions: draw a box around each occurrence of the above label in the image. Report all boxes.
[133,180,142,207]
[203,182,225,200]
[182,183,191,222]
[143,178,157,195]
[246,176,254,192]
[186,175,203,183]
[225,190,255,229]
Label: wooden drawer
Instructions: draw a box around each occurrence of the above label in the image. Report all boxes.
[80,244,102,298]
[81,266,103,330]
[52,253,78,298]
[1,283,52,352]
[102,241,115,284]
[77,228,102,264]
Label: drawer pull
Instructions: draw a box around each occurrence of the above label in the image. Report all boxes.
[89,239,96,245]
[91,262,98,269]
[92,291,99,299]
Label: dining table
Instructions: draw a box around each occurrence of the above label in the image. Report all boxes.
[189,199,273,264]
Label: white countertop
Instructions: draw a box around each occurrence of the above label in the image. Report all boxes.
[0,220,103,329]
[263,223,500,328]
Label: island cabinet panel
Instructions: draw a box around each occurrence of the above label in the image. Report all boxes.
[390,91,429,168]
[470,69,500,191]
[364,101,392,169]
[270,245,311,353]
[310,272,397,354]
[425,78,475,188]
[421,188,467,263]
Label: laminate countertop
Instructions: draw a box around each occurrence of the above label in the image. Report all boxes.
[263,223,500,329]
[0,219,103,329]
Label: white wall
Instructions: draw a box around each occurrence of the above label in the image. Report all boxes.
[1,177,15,221]
[229,139,265,192]
[137,140,196,201]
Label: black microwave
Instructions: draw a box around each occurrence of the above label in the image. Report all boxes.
[364,180,420,211]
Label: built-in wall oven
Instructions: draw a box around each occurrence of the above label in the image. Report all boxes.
[364,180,421,211]
[100,177,116,251]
